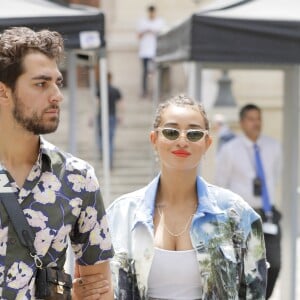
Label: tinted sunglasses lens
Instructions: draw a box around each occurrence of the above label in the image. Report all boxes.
[187,130,205,141]
[161,128,179,140]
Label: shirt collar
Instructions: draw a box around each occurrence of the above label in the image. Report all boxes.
[0,137,52,190]
[39,136,54,172]
[132,175,160,228]
[241,134,263,148]
[0,136,52,172]
[133,174,224,228]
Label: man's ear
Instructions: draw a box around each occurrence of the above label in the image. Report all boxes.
[0,82,10,101]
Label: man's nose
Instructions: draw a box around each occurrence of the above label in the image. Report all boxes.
[49,84,63,103]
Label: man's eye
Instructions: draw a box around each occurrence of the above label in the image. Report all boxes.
[36,82,45,87]
[57,82,64,88]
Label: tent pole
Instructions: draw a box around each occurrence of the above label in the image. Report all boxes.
[67,51,77,155]
[281,66,299,300]
[188,62,195,99]
[152,62,161,176]
[88,60,100,155]
[153,62,161,117]
[99,50,111,205]
[195,62,202,102]
[187,62,202,101]
[191,62,202,176]
[65,50,77,277]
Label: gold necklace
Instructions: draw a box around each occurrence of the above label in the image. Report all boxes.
[157,205,195,237]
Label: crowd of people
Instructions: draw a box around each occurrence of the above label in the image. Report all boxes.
[0,5,284,299]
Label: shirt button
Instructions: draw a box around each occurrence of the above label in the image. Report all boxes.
[8,238,17,245]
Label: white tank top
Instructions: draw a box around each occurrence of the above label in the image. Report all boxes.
[147,248,202,300]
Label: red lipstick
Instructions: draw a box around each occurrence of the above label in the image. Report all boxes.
[171,149,191,157]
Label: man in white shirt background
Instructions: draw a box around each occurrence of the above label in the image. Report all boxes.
[214,104,282,299]
[137,5,165,98]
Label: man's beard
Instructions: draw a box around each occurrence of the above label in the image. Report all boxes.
[12,93,60,135]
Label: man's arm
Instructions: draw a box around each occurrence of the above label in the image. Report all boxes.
[72,261,113,300]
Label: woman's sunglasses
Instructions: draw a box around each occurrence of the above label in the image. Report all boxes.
[156,127,208,142]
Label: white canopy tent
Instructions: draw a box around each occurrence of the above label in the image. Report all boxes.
[156,0,300,299]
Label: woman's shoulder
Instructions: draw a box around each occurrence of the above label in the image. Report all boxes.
[206,182,259,218]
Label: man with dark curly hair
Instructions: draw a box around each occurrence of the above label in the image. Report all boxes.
[0,27,113,299]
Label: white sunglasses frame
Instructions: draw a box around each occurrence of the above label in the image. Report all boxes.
[156,127,208,142]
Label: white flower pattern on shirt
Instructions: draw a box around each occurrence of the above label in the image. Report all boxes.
[0,228,8,256]
[7,262,33,289]
[85,168,99,192]
[34,228,55,256]
[67,173,86,192]
[0,266,5,285]
[90,216,111,250]
[70,197,83,216]
[0,138,113,299]
[78,206,98,233]
[52,224,72,252]
[24,209,48,229]
[27,165,41,181]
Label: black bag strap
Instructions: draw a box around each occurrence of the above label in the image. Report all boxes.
[0,170,43,268]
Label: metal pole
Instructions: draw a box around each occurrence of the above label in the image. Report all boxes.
[195,62,202,102]
[281,65,299,300]
[65,50,77,277]
[67,51,77,155]
[187,62,202,101]
[194,62,202,176]
[99,51,111,205]
[188,62,196,99]
[152,62,161,177]
[88,61,100,152]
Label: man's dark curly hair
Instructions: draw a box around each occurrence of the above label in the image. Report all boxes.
[0,27,64,91]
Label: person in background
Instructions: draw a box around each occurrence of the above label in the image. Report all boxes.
[215,103,282,299]
[0,26,113,299]
[212,113,236,152]
[137,5,166,98]
[97,72,123,170]
[106,95,267,299]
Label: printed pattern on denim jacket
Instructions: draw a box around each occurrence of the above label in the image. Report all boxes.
[0,138,113,300]
[107,175,267,300]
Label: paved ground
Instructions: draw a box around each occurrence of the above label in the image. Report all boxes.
[269,241,300,299]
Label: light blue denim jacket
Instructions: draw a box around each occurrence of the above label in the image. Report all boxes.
[107,175,267,299]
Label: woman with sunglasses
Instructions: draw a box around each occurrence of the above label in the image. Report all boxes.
[107,94,267,299]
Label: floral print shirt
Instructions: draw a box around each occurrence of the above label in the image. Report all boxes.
[0,138,113,299]
[107,175,267,300]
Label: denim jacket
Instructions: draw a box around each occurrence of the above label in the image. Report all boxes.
[107,175,267,300]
